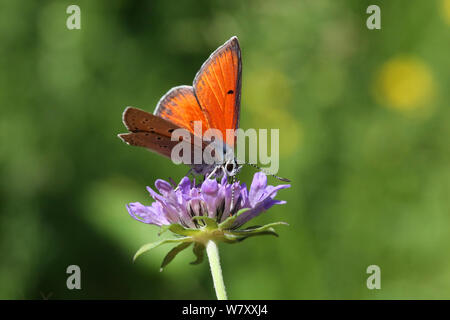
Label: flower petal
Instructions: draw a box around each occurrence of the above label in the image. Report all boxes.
[248,172,268,206]
[155,179,173,196]
[178,176,192,194]
[201,178,219,194]
[201,178,221,217]
[127,202,169,226]
[231,197,286,228]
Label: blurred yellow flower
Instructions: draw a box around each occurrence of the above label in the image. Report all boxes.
[374,57,434,112]
[443,0,450,25]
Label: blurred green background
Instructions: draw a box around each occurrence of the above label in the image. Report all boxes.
[1,0,449,299]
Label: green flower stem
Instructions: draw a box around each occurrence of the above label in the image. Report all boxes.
[206,240,227,300]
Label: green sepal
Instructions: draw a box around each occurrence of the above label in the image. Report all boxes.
[233,222,288,233]
[223,228,278,243]
[190,242,205,265]
[192,216,218,229]
[133,237,192,262]
[236,229,279,241]
[222,232,242,243]
[218,208,250,230]
[160,241,193,272]
[168,223,201,236]
[158,224,176,236]
[222,221,288,243]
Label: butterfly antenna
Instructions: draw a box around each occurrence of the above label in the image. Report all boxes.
[245,163,291,182]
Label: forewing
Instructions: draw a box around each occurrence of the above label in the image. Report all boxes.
[193,36,242,145]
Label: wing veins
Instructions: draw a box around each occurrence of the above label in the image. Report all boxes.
[204,72,224,113]
[211,59,225,101]
[216,54,228,102]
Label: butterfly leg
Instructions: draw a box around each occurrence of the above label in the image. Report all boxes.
[205,165,221,180]
[230,175,237,213]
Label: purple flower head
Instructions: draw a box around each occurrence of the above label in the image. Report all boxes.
[127,172,290,230]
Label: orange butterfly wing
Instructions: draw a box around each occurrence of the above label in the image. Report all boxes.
[193,36,242,143]
[154,37,242,146]
[154,86,209,134]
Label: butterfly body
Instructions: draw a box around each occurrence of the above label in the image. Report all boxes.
[119,37,243,180]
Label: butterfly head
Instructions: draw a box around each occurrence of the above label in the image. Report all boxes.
[224,157,242,177]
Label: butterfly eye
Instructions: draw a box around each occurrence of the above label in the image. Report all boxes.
[226,163,235,173]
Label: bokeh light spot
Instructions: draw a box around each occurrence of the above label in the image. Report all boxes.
[374,57,434,112]
[443,0,450,25]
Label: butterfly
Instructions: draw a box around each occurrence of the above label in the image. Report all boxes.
[118,36,289,182]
